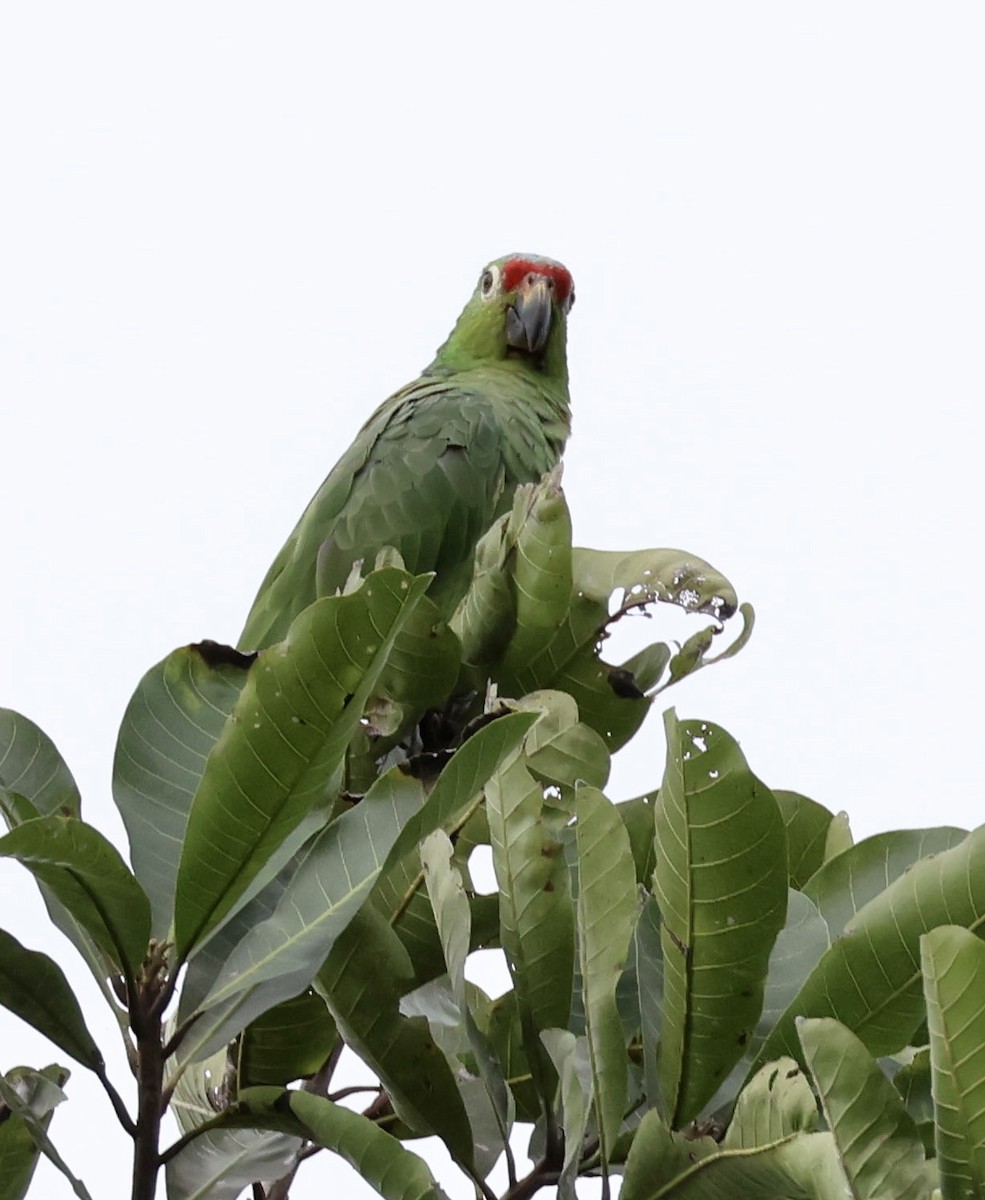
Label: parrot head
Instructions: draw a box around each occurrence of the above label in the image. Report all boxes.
[433,253,574,377]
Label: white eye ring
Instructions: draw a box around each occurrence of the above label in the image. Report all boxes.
[479,264,500,299]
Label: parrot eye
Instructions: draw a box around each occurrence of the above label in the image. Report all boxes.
[479,266,500,300]
[567,289,576,312]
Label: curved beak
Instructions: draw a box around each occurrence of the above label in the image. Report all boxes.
[505,275,553,355]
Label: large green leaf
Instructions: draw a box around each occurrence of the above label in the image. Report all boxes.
[0,929,102,1071]
[113,642,251,939]
[922,925,985,1198]
[803,826,968,938]
[574,785,637,1178]
[799,1017,927,1200]
[0,815,151,977]
[711,890,830,1116]
[486,754,574,1105]
[0,1067,92,1200]
[315,902,474,1167]
[757,824,985,1067]
[653,712,788,1123]
[175,767,423,1065]
[174,567,430,959]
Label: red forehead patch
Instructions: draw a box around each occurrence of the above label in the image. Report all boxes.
[501,257,573,303]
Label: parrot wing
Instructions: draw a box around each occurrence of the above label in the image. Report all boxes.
[237,376,510,650]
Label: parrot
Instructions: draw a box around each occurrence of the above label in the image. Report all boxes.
[237,253,575,652]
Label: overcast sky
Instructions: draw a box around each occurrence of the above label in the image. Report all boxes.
[2,4,983,1197]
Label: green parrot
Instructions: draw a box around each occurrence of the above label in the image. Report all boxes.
[237,253,575,651]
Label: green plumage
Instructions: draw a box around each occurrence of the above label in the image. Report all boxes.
[238,254,574,651]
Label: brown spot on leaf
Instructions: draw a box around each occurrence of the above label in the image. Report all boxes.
[192,640,257,670]
[607,666,646,699]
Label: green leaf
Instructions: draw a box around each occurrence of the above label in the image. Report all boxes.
[540,1029,593,1199]
[174,567,431,959]
[516,690,610,793]
[485,992,540,1122]
[711,890,830,1115]
[0,815,151,976]
[0,1066,92,1200]
[0,794,122,1018]
[113,642,251,940]
[653,712,788,1123]
[823,811,854,861]
[238,990,338,1087]
[922,925,985,1198]
[0,709,80,817]
[500,471,573,672]
[165,1126,300,1200]
[893,1048,935,1145]
[799,1016,927,1200]
[166,1045,301,1199]
[803,826,968,938]
[292,1091,452,1199]
[315,903,474,1167]
[618,794,658,885]
[372,710,536,963]
[421,830,512,1177]
[724,1057,817,1149]
[227,1088,452,1200]
[773,791,834,889]
[486,754,574,1105]
[0,929,103,1071]
[574,785,637,1177]
[176,767,423,1065]
[757,824,985,1067]
[494,542,749,753]
[619,1108,716,1200]
[623,1123,845,1200]
[634,892,664,1111]
[0,1066,68,1200]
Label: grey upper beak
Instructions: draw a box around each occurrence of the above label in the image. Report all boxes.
[505,275,553,355]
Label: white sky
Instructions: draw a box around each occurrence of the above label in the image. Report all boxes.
[2,4,983,1197]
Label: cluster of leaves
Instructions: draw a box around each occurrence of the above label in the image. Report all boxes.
[0,476,981,1200]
